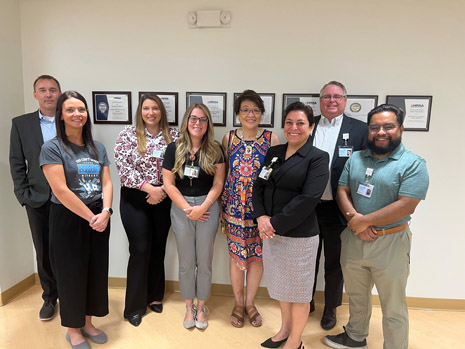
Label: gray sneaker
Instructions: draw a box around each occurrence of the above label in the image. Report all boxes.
[324,327,367,349]
[39,301,56,321]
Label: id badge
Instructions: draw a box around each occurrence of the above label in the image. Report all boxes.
[339,145,354,158]
[357,182,374,198]
[184,165,200,178]
[259,167,272,180]
[153,149,164,159]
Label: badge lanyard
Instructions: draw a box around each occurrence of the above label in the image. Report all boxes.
[338,133,353,158]
[184,153,200,186]
[357,167,374,198]
[259,157,278,180]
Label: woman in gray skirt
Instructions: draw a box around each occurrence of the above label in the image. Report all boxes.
[252,102,329,349]
[162,103,225,330]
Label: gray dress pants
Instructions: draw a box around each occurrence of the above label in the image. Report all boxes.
[171,195,219,301]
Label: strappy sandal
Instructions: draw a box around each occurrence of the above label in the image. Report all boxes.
[195,305,209,330]
[246,305,262,327]
[230,304,245,328]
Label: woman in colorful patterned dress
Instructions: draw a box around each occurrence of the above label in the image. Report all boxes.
[222,90,280,328]
[114,94,179,327]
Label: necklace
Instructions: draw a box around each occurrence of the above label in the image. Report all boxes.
[237,128,261,155]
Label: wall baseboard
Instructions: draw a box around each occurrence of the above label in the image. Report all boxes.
[0,274,36,306]
[2,274,463,311]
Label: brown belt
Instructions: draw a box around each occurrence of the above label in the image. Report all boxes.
[376,223,408,237]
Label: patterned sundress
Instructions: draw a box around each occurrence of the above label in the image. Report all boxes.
[222,129,272,270]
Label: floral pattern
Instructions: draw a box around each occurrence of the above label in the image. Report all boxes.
[114,126,179,188]
[222,129,272,270]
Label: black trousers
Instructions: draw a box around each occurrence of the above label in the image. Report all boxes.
[49,201,109,328]
[312,200,346,308]
[120,187,172,318]
[25,201,58,303]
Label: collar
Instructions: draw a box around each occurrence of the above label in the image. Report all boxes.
[38,109,55,122]
[319,114,343,127]
[145,128,162,138]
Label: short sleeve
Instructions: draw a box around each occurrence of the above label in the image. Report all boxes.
[338,156,351,187]
[39,140,63,168]
[163,142,176,171]
[398,157,429,199]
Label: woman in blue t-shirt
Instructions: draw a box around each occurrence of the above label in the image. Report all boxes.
[40,91,112,349]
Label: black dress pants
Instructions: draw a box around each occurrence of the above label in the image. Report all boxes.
[49,201,109,328]
[120,187,172,318]
[312,200,345,308]
[25,201,58,303]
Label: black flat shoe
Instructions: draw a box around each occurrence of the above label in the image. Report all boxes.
[261,337,288,348]
[128,314,142,327]
[150,303,163,313]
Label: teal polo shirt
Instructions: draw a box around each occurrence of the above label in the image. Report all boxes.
[338,143,429,229]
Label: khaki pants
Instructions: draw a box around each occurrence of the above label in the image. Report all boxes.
[340,226,412,349]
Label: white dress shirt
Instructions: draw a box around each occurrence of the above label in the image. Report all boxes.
[313,114,343,201]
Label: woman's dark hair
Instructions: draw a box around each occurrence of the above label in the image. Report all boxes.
[284,101,314,125]
[56,90,97,155]
[234,89,265,115]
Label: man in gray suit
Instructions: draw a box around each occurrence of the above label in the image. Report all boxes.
[9,75,61,320]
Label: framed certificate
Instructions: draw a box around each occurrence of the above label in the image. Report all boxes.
[233,93,275,127]
[345,95,379,123]
[92,91,132,125]
[139,92,179,126]
[186,92,226,126]
[282,93,320,127]
[386,95,432,131]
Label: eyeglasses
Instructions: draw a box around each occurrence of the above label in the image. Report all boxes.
[240,108,261,115]
[189,116,208,124]
[320,94,346,101]
[368,123,399,132]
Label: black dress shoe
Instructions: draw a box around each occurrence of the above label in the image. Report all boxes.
[261,337,288,348]
[128,314,142,327]
[39,301,57,321]
[309,300,315,314]
[150,303,163,313]
[320,306,336,330]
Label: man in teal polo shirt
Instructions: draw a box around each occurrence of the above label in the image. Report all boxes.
[324,104,429,349]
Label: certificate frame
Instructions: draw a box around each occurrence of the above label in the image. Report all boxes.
[139,91,179,126]
[386,95,432,131]
[92,91,132,125]
[233,92,275,128]
[345,95,379,123]
[186,92,227,126]
[282,93,320,128]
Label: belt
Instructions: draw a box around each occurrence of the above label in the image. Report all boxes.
[376,223,408,237]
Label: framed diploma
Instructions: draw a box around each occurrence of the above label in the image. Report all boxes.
[233,93,275,127]
[282,93,320,127]
[386,95,432,131]
[345,95,379,123]
[139,92,179,126]
[186,92,226,126]
[92,91,132,125]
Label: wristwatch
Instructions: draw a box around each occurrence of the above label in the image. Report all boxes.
[102,207,113,215]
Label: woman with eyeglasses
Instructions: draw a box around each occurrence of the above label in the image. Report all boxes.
[221,90,280,328]
[162,103,225,330]
[114,94,179,327]
[40,91,112,348]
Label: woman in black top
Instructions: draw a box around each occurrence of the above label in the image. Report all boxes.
[253,102,329,349]
[163,103,225,330]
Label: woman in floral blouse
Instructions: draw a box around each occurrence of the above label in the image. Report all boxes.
[114,94,179,327]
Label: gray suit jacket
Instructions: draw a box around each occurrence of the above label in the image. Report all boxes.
[9,110,51,208]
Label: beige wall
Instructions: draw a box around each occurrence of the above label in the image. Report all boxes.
[1,0,464,299]
[0,0,32,294]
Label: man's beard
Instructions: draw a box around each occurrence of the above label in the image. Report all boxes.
[367,136,401,155]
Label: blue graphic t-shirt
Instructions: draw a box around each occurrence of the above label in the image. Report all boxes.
[39,138,110,205]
